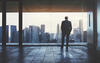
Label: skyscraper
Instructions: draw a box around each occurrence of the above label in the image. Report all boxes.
[83,31,87,42]
[23,27,30,43]
[10,25,17,42]
[40,24,46,42]
[56,24,61,43]
[79,20,83,42]
[29,26,40,43]
[0,26,9,43]
[73,28,81,42]
[41,24,45,33]
[50,33,55,40]
[23,25,40,43]
[6,25,9,43]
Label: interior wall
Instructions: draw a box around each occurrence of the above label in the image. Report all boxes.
[97,0,100,51]
[87,0,98,51]
[87,12,94,48]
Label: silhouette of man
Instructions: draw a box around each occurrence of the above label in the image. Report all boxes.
[61,16,72,49]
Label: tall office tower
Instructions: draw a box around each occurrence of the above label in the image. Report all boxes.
[50,33,55,41]
[10,25,17,42]
[49,33,57,43]
[79,20,83,42]
[0,26,9,43]
[0,26,2,42]
[56,24,61,43]
[57,24,59,34]
[23,27,30,43]
[73,28,80,42]
[45,33,50,42]
[41,24,45,33]
[40,32,50,43]
[83,31,87,42]
[29,26,40,43]
[6,25,9,43]
[16,31,19,42]
[40,24,48,42]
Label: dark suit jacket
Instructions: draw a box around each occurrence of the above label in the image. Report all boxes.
[61,20,72,35]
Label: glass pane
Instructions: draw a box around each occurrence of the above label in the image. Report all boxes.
[7,12,19,43]
[23,12,88,43]
[6,2,19,43]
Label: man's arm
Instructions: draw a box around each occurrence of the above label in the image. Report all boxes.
[70,21,72,32]
[61,21,63,31]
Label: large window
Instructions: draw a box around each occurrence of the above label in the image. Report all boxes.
[0,0,88,45]
[6,1,19,43]
[0,12,88,44]
[7,13,19,43]
[23,12,88,43]
[0,12,19,44]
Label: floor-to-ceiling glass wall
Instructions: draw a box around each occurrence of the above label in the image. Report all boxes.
[7,13,19,43]
[22,12,88,44]
[6,1,19,44]
[0,0,88,45]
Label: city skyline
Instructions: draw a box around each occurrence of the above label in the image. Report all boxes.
[0,24,87,43]
[0,12,88,34]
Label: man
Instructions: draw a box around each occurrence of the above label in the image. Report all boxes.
[61,16,72,49]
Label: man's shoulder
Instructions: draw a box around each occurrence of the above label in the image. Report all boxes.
[62,20,71,23]
[68,21,71,23]
[62,20,65,23]
[62,20,65,22]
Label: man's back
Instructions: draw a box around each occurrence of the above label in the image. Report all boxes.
[61,20,72,34]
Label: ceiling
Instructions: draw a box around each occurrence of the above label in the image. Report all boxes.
[0,0,94,12]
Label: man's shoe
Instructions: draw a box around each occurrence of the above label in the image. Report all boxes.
[66,46,68,51]
[61,46,63,49]
[66,48,68,51]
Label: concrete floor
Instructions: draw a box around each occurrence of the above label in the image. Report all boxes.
[0,46,99,63]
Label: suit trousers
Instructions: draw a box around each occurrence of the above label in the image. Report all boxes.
[61,33,70,49]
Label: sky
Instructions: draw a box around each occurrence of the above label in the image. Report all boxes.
[0,12,88,33]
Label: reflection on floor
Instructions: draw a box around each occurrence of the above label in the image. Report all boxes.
[0,43,87,46]
[0,46,99,63]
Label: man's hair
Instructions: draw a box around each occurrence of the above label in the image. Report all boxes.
[65,16,68,19]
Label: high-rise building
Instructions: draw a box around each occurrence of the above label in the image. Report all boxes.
[83,31,87,42]
[23,25,40,43]
[50,33,55,41]
[79,20,83,42]
[73,28,80,42]
[56,24,61,43]
[41,24,45,33]
[23,27,30,43]
[16,31,19,42]
[6,25,9,43]
[29,26,40,43]
[0,26,9,43]
[40,24,48,42]
[10,25,17,42]
[40,32,50,43]
[49,33,57,43]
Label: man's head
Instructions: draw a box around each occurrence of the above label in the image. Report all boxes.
[65,16,68,20]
